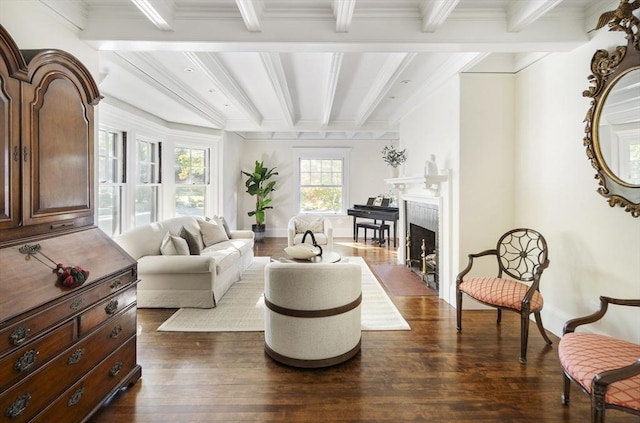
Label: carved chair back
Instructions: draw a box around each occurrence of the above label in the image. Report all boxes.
[496,228,548,282]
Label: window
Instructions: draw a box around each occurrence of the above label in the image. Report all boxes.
[97,130,126,236]
[295,148,350,214]
[135,139,161,226]
[174,146,209,216]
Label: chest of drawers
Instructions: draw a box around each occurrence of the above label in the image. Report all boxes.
[0,228,141,422]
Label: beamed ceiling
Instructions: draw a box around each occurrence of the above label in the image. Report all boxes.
[41,0,612,140]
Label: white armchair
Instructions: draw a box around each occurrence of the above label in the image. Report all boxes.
[264,261,362,367]
[287,215,333,250]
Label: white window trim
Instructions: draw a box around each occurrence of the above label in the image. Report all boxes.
[293,147,351,215]
[173,144,211,217]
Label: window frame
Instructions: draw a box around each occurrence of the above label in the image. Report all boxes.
[97,129,127,236]
[134,137,162,227]
[293,147,350,215]
[173,145,211,217]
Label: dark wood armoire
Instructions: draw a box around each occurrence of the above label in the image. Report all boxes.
[0,24,141,422]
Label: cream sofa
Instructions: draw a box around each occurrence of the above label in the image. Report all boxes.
[115,215,254,308]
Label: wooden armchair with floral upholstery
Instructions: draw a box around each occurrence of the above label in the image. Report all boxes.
[559,296,640,422]
[456,228,552,364]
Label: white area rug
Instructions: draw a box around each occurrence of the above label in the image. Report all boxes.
[157,256,410,332]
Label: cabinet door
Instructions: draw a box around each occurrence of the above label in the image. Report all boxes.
[0,30,22,231]
[21,52,99,229]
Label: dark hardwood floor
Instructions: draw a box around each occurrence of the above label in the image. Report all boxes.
[88,238,639,422]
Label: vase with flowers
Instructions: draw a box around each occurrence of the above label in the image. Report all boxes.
[382,143,407,178]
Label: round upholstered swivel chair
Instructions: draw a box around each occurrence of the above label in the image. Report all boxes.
[264,261,362,368]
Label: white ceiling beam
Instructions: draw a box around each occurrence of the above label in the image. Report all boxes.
[506,0,563,33]
[184,52,263,125]
[107,51,226,127]
[333,0,356,33]
[130,0,174,31]
[321,53,343,127]
[419,0,460,33]
[355,53,416,128]
[235,0,263,32]
[260,53,296,127]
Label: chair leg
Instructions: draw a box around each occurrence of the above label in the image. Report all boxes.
[497,308,502,324]
[520,313,531,364]
[592,389,606,423]
[534,311,553,345]
[561,372,571,405]
[456,290,463,332]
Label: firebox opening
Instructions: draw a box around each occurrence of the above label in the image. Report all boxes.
[408,223,438,290]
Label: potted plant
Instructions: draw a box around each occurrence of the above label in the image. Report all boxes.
[241,160,278,241]
[382,143,407,178]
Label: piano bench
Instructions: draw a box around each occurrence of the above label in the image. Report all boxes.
[356,222,390,245]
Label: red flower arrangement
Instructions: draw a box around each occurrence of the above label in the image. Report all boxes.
[19,244,90,288]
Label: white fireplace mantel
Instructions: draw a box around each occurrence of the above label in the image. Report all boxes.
[384,173,448,196]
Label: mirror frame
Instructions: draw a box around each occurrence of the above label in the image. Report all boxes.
[583,1,640,217]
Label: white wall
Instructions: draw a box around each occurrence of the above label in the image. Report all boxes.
[0,1,98,76]
[515,31,640,342]
[457,73,517,307]
[221,132,244,229]
[238,139,390,237]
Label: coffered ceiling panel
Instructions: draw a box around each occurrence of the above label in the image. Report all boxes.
[40,0,609,140]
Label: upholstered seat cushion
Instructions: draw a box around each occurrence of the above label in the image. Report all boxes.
[559,332,640,411]
[459,277,543,311]
[292,232,329,246]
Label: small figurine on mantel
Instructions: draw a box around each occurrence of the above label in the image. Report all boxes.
[424,154,438,177]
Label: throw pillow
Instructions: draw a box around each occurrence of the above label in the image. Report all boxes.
[199,219,229,247]
[160,232,190,255]
[217,216,232,238]
[294,215,324,234]
[179,227,201,255]
[207,215,232,238]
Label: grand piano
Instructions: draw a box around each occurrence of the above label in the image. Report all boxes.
[347,203,399,247]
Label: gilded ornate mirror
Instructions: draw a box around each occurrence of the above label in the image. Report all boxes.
[583,0,640,217]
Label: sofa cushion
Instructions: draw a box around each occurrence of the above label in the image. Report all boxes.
[204,248,241,274]
[160,232,190,255]
[224,238,254,256]
[200,220,229,247]
[293,232,329,246]
[180,227,202,255]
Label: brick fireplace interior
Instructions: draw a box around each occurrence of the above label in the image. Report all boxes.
[405,201,439,290]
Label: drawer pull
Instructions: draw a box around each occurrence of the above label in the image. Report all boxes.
[6,393,31,419]
[109,361,123,377]
[50,222,75,229]
[9,326,30,346]
[67,348,85,365]
[67,387,84,407]
[14,349,39,372]
[70,298,84,311]
[110,325,123,339]
[110,279,122,290]
[105,300,119,315]
[13,146,19,162]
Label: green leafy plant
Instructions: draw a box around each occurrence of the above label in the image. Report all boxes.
[382,144,407,168]
[241,161,278,226]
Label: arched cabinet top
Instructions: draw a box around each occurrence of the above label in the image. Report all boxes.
[0,24,101,105]
[22,49,102,106]
[0,24,27,77]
